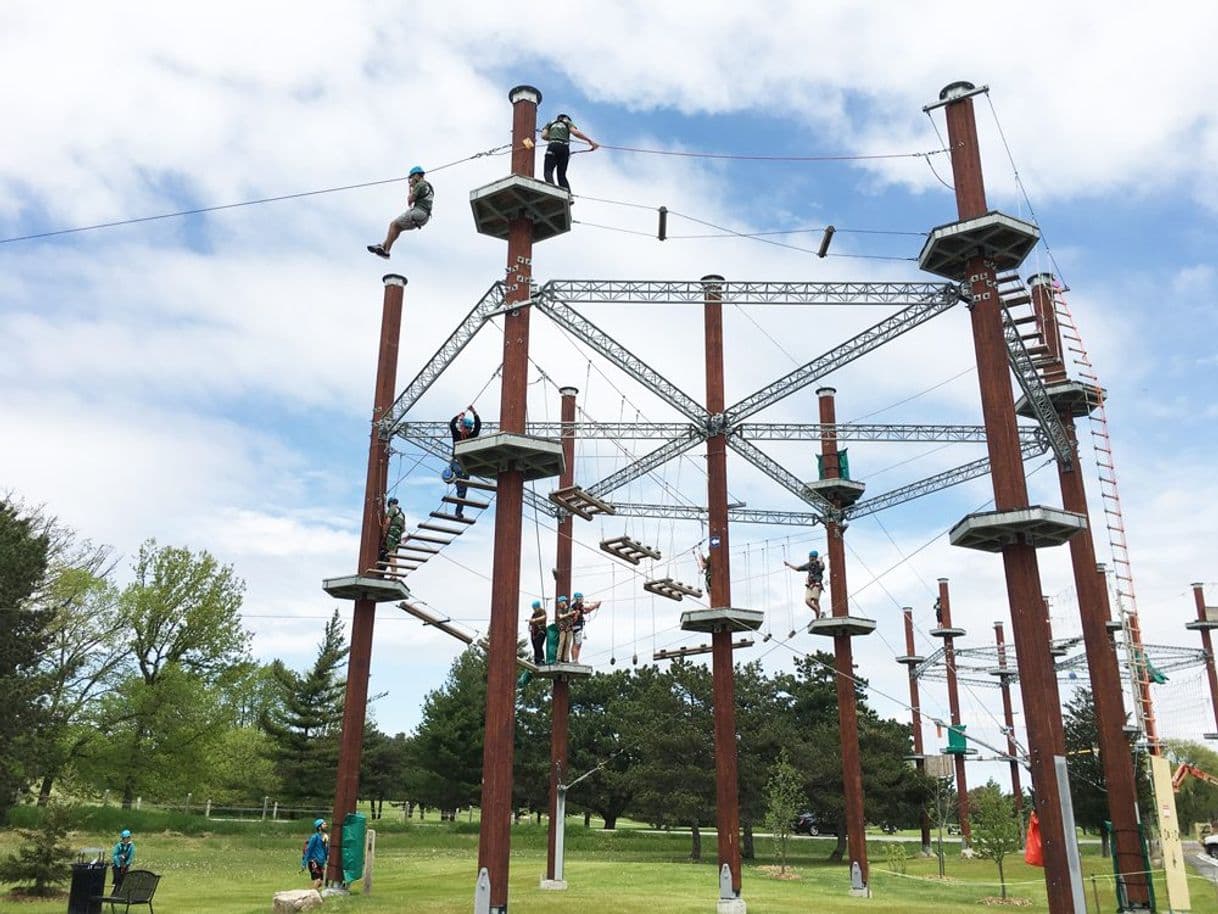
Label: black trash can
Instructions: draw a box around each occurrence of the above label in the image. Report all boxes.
[67,862,105,914]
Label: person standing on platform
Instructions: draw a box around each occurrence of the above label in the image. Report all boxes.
[555,595,577,662]
[448,405,481,517]
[528,600,548,665]
[540,113,599,197]
[368,166,433,258]
[785,550,826,619]
[111,829,135,891]
[569,592,601,663]
[302,819,328,889]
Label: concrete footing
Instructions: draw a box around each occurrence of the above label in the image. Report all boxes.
[717,898,747,914]
[539,878,568,891]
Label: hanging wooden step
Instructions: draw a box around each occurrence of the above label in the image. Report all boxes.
[398,543,441,555]
[644,577,703,601]
[443,494,491,510]
[653,638,754,661]
[600,535,661,565]
[548,485,616,521]
[458,479,498,493]
[418,522,466,535]
[431,511,476,525]
[405,533,455,545]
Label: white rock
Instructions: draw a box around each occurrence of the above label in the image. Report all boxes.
[272,888,324,912]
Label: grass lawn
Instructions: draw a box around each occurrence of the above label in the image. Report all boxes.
[2,817,1216,913]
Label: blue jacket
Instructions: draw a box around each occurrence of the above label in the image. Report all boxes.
[302,832,328,868]
[112,840,135,869]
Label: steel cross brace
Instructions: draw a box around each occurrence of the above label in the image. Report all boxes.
[846,431,1050,518]
[539,279,958,306]
[725,436,838,521]
[382,282,508,438]
[396,420,1044,444]
[608,501,823,527]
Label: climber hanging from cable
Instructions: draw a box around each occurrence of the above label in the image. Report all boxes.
[539,113,599,199]
[784,549,826,620]
[569,591,601,663]
[379,496,405,566]
[446,405,481,517]
[367,166,433,259]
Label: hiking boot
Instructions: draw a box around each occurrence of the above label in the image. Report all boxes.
[367,244,390,259]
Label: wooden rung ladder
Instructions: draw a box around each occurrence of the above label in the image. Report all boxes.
[457,479,497,493]
[643,577,703,601]
[442,494,491,510]
[600,535,662,565]
[547,485,616,521]
[653,638,754,661]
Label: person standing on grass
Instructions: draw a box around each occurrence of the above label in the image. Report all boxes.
[540,113,599,197]
[302,818,328,889]
[111,829,135,891]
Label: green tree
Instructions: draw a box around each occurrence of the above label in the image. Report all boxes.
[411,647,489,815]
[261,610,348,804]
[0,803,73,897]
[360,727,413,819]
[564,668,638,830]
[101,540,249,807]
[971,782,1022,898]
[764,749,803,874]
[1165,740,1218,833]
[0,498,52,822]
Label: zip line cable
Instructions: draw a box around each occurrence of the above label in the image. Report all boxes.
[586,141,953,164]
[0,143,515,246]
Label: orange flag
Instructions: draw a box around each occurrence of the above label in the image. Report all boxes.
[1024,811,1044,867]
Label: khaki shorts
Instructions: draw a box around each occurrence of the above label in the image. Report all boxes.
[394,207,430,230]
[573,629,585,646]
[805,583,823,603]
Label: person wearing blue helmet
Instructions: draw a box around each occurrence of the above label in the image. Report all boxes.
[301,818,328,888]
[569,591,601,662]
[111,829,135,891]
[555,595,578,662]
[368,165,433,258]
[785,549,826,619]
[448,405,481,516]
[527,599,548,664]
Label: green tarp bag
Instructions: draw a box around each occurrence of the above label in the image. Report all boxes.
[545,623,559,664]
[341,812,366,883]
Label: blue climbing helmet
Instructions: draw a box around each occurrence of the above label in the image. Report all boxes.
[531,600,542,609]
[573,592,583,601]
[462,416,475,429]
[442,464,456,484]
[409,165,425,176]
[120,829,131,838]
[557,595,568,604]
[809,550,818,558]
[314,818,326,830]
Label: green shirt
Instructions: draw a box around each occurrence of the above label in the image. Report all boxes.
[386,505,405,535]
[409,179,434,214]
[543,119,574,144]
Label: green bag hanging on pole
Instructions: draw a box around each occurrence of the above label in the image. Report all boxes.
[341,812,367,883]
[545,623,559,664]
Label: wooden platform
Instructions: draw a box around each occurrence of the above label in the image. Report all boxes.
[600,535,661,565]
[548,485,616,521]
[644,577,703,601]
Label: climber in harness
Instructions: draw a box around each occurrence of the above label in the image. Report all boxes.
[379,496,405,565]
[540,113,599,197]
[555,595,578,663]
[696,549,713,595]
[447,405,481,517]
[785,550,826,619]
[527,599,548,665]
[368,166,433,259]
[570,591,601,663]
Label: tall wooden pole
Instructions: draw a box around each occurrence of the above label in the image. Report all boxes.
[993,622,1024,813]
[903,607,933,853]
[328,273,406,883]
[937,579,971,844]
[818,386,869,886]
[546,386,579,883]
[477,85,542,914]
[939,82,1074,914]
[703,275,744,901]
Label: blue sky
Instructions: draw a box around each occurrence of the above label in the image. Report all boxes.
[3,2,1218,793]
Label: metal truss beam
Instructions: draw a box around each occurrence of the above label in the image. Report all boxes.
[608,501,822,527]
[726,436,836,519]
[726,289,962,423]
[847,432,1050,519]
[539,279,959,306]
[382,283,506,438]
[535,292,707,423]
[396,420,1043,444]
[1000,296,1073,467]
[584,433,704,499]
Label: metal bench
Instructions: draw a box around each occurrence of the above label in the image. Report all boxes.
[94,869,161,913]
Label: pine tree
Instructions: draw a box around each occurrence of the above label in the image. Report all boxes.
[0,803,73,897]
[261,609,348,804]
[0,499,52,823]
